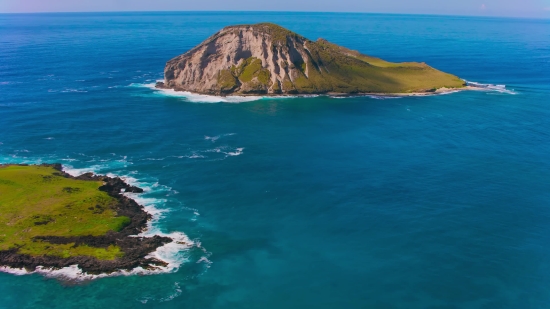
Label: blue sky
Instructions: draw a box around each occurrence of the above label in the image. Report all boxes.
[1,0,549,18]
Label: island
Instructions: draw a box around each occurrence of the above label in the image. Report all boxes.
[156,23,466,96]
[0,164,175,275]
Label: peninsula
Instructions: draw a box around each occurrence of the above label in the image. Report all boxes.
[0,164,175,275]
[156,23,466,96]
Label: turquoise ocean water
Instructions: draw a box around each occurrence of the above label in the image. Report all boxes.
[1,12,550,308]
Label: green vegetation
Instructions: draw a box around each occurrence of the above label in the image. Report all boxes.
[271,79,281,93]
[217,69,238,92]
[272,40,464,93]
[212,24,465,94]
[286,38,465,94]
[300,62,307,72]
[250,23,305,45]
[218,57,272,92]
[0,165,129,260]
[239,58,263,82]
[235,57,271,85]
[282,76,296,93]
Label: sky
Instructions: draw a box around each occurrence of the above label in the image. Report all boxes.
[1,0,549,18]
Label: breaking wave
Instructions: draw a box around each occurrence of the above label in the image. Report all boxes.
[465,81,518,95]
[129,78,516,105]
[226,147,244,156]
[0,156,201,281]
[205,133,236,142]
[131,81,304,103]
[136,82,263,103]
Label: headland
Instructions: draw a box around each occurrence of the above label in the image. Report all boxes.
[0,164,178,276]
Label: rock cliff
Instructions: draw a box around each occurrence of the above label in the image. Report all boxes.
[158,23,465,95]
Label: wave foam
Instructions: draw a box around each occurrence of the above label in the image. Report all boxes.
[61,88,88,93]
[465,81,517,95]
[137,79,478,102]
[226,147,244,156]
[0,161,197,281]
[63,158,131,177]
[138,282,183,304]
[186,153,205,159]
[330,94,401,100]
[147,83,262,103]
[132,81,303,103]
[205,133,236,143]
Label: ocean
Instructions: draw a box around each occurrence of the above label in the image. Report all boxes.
[1,11,549,309]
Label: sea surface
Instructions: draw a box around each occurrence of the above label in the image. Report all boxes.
[1,12,550,309]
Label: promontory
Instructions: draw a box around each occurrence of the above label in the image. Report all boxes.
[0,164,176,276]
[157,23,465,96]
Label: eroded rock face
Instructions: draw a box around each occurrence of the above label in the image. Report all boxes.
[159,23,465,96]
[161,23,311,94]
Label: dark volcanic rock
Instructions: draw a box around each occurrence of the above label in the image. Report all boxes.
[0,163,175,275]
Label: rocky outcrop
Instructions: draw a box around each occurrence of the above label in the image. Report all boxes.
[158,23,465,95]
[0,163,173,275]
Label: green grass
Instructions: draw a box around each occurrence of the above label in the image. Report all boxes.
[249,23,305,45]
[296,39,465,94]
[271,79,281,93]
[0,165,130,260]
[237,57,271,85]
[214,24,465,94]
[218,57,272,91]
[217,69,238,92]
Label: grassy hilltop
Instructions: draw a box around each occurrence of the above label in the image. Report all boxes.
[0,164,175,277]
[0,165,129,260]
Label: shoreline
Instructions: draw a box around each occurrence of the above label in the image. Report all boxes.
[155,82,490,99]
[0,163,189,281]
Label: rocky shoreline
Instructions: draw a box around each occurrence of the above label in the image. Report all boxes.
[155,81,476,98]
[0,163,174,275]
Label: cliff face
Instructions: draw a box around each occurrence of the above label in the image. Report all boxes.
[160,23,465,95]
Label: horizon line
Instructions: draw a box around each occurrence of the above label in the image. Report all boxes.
[0,10,548,20]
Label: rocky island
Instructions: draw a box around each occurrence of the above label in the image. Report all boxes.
[156,23,466,96]
[0,164,176,276]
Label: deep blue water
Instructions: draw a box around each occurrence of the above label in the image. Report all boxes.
[1,12,550,309]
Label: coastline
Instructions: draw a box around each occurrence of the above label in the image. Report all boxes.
[154,82,493,99]
[0,163,190,280]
